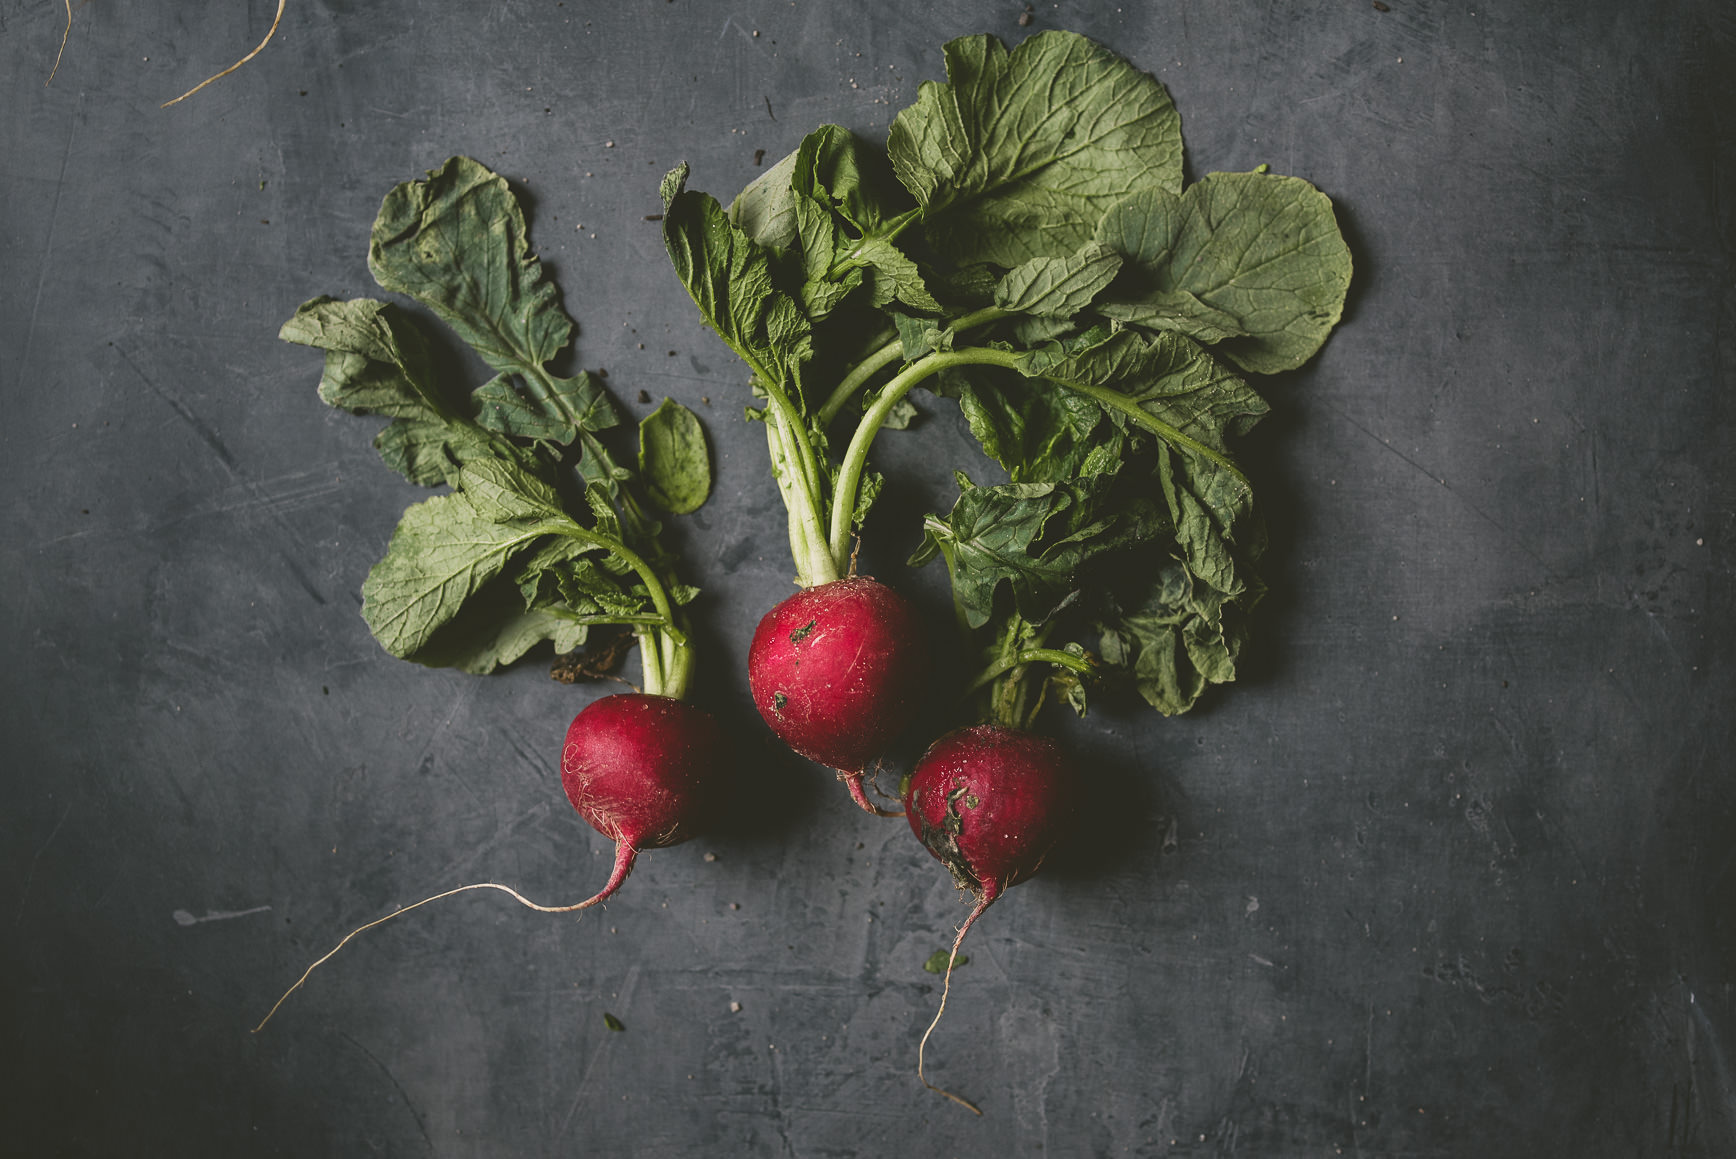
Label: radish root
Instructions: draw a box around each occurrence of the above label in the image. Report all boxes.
[45,0,72,87]
[842,769,903,817]
[252,841,637,1033]
[917,894,992,1115]
[162,0,286,108]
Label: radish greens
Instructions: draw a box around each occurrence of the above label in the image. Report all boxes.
[660,28,1350,721]
[285,157,710,696]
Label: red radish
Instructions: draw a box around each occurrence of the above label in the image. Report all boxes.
[253,693,728,1031]
[748,576,927,816]
[559,693,727,899]
[903,724,1080,1113]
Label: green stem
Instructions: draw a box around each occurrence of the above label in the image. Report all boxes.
[900,344,1255,493]
[768,404,839,586]
[965,648,1096,699]
[826,348,1001,569]
[948,305,1012,334]
[636,626,667,697]
[550,523,693,699]
[815,307,1010,437]
[716,333,835,585]
[1027,375,1253,493]
[762,379,827,522]
[817,328,900,428]
[658,617,694,701]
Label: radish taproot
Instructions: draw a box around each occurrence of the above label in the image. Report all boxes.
[748,576,926,816]
[253,693,730,1032]
[904,724,1080,1113]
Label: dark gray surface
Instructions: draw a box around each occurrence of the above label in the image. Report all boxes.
[4,1,1733,1155]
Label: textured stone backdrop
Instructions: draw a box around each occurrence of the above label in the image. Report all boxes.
[3,1,1732,1154]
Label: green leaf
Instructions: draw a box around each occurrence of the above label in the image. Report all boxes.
[882,396,922,431]
[791,124,916,238]
[798,271,863,322]
[1006,313,1079,347]
[941,368,1118,484]
[370,158,570,378]
[367,157,615,448]
[281,297,444,419]
[360,488,566,659]
[919,474,1162,629]
[661,166,812,396]
[1024,328,1268,456]
[551,558,645,617]
[407,577,589,674]
[1156,441,1261,598]
[638,398,713,515]
[281,296,492,485]
[458,459,564,523]
[1095,170,1353,373]
[923,949,970,973]
[764,125,939,315]
[851,235,940,313]
[931,264,1000,309]
[888,30,1182,267]
[729,147,803,253]
[472,370,622,444]
[894,313,952,361]
[1096,558,1251,715]
[370,417,476,487]
[851,468,885,532]
[603,1012,626,1032]
[1021,329,1267,596]
[994,242,1123,318]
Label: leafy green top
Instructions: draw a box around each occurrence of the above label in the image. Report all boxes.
[660,29,1351,718]
[285,157,711,695]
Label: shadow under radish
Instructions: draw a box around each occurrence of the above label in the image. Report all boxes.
[1036,720,1179,888]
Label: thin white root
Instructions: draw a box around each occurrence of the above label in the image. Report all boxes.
[162,0,286,108]
[45,0,71,87]
[917,895,992,1115]
[253,844,636,1033]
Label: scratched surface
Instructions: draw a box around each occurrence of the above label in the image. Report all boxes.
[3,1,1733,1155]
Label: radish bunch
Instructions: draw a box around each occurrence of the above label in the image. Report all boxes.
[268,28,1353,1117]
[662,27,1349,1106]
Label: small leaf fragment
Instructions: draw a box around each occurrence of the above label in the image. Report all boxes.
[924,949,970,974]
[638,398,713,514]
[603,1012,626,1032]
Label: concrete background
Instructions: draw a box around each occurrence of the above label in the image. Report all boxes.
[3,1,1732,1154]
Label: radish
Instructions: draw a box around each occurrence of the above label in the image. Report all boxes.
[903,724,1080,1113]
[748,576,927,815]
[265,157,733,1032]
[253,692,728,1032]
[560,692,727,897]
